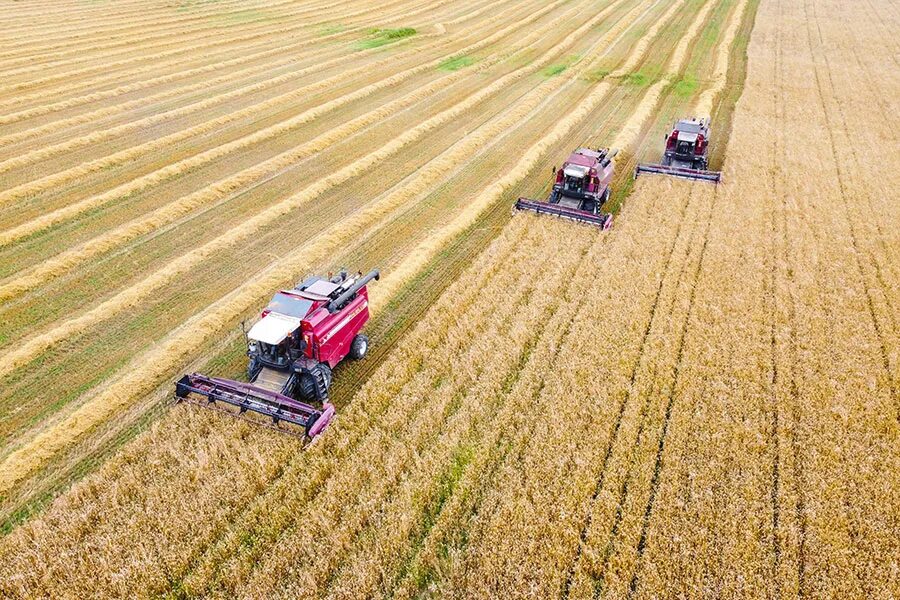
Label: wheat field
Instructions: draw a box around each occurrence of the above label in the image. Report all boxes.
[0,0,896,597]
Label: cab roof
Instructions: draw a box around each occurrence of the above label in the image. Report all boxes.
[566,148,603,168]
[266,292,316,318]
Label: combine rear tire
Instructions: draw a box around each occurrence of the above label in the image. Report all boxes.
[350,334,369,359]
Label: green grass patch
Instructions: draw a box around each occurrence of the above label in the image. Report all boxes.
[540,54,580,78]
[438,55,476,71]
[623,71,650,86]
[672,74,699,98]
[356,27,417,50]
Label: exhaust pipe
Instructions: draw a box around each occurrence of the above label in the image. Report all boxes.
[327,269,380,313]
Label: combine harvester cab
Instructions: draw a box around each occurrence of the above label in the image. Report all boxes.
[515,147,617,228]
[176,269,379,438]
[635,117,721,183]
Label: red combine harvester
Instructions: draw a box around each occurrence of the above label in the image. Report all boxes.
[175,269,379,438]
[515,147,617,228]
[635,117,721,183]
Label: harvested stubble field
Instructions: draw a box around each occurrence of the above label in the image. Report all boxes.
[0,0,897,597]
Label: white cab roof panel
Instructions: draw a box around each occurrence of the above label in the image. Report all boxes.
[564,164,589,178]
[248,313,302,345]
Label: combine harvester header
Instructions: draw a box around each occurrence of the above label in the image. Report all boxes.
[176,269,379,438]
[515,147,617,228]
[635,117,721,183]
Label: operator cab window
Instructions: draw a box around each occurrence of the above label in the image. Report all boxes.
[267,293,314,319]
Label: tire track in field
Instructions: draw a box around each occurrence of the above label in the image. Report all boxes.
[0,0,642,493]
[820,6,900,307]
[561,184,703,598]
[625,186,716,598]
[625,1,775,594]
[802,0,899,406]
[0,0,565,298]
[771,4,809,586]
[767,5,787,590]
[766,4,809,590]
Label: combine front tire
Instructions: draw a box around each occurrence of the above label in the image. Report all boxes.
[298,364,333,402]
[298,374,318,402]
[350,334,369,360]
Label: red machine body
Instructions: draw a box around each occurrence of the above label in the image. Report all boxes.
[635,117,721,183]
[176,269,379,438]
[515,148,617,228]
[263,283,371,369]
